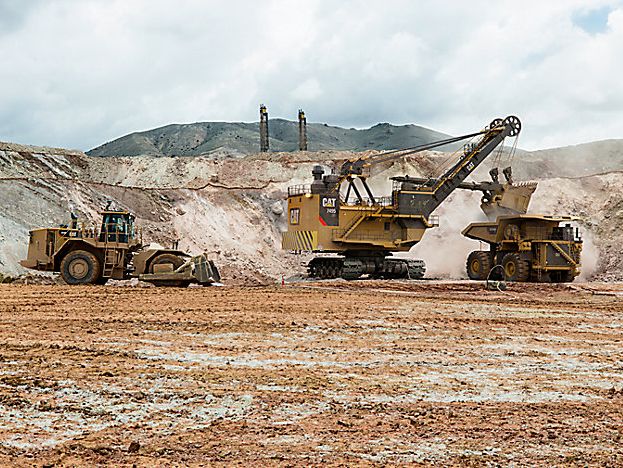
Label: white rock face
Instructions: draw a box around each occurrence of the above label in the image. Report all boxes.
[1,140,622,281]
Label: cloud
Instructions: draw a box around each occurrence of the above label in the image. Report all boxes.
[0,0,622,151]
[289,78,323,101]
[0,0,44,33]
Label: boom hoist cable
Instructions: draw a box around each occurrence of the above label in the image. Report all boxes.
[339,117,519,182]
[425,132,485,180]
[339,131,489,178]
[332,116,521,211]
[334,130,491,200]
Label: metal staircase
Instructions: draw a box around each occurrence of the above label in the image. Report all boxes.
[103,248,117,278]
[335,206,385,241]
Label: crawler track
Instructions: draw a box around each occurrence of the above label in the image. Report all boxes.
[308,257,426,280]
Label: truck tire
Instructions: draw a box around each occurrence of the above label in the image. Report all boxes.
[148,253,185,273]
[501,253,530,282]
[60,250,102,285]
[466,251,492,280]
[550,270,574,283]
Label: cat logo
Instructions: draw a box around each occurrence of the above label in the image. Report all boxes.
[319,196,339,226]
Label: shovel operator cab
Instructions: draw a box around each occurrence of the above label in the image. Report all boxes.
[283,116,523,280]
[20,209,220,286]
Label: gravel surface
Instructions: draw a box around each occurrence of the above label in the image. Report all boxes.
[0,281,622,466]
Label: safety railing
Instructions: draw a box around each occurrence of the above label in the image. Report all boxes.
[332,230,403,242]
[99,222,134,244]
[56,221,138,244]
[342,196,394,207]
[391,179,435,194]
[57,222,96,239]
[288,185,311,197]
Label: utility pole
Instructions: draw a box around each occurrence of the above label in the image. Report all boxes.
[259,104,269,152]
[298,109,307,151]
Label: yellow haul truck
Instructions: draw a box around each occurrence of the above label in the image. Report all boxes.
[453,165,583,283]
[21,209,220,286]
[283,116,522,280]
[463,215,582,283]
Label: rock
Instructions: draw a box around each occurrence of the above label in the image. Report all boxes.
[12,274,57,285]
[0,273,14,284]
[128,441,140,453]
[271,202,284,216]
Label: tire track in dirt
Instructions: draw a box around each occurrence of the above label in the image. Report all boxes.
[0,283,621,465]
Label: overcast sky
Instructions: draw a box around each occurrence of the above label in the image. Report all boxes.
[0,0,622,151]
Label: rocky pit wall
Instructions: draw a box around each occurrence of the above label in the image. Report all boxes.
[0,142,618,282]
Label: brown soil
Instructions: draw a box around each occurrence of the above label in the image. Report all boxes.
[0,281,622,466]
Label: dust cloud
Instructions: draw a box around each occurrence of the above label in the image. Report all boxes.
[578,230,599,282]
[412,191,487,279]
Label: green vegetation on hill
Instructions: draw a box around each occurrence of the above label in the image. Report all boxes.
[87,119,456,157]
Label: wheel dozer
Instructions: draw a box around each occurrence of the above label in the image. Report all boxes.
[20,209,220,286]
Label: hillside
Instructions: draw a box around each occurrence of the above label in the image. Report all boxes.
[2,138,622,282]
[512,139,623,179]
[87,119,456,157]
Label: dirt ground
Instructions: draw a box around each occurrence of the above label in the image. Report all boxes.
[0,281,622,466]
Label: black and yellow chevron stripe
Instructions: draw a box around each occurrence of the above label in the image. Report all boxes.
[282,230,318,252]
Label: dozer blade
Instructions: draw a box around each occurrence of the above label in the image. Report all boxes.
[191,255,221,283]
[139,253,221,287]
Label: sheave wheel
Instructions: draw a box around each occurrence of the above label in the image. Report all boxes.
[149,253,185,273]
[501,252,530,282]
[60,250,102,285]
[466,251,492,280]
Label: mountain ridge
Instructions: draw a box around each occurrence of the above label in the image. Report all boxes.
[87,119,457,157]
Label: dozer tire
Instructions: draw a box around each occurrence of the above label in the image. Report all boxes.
[60,250,102,285]
[466,251,492,280]
[501,252,530,282]
[149,253,185,273]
